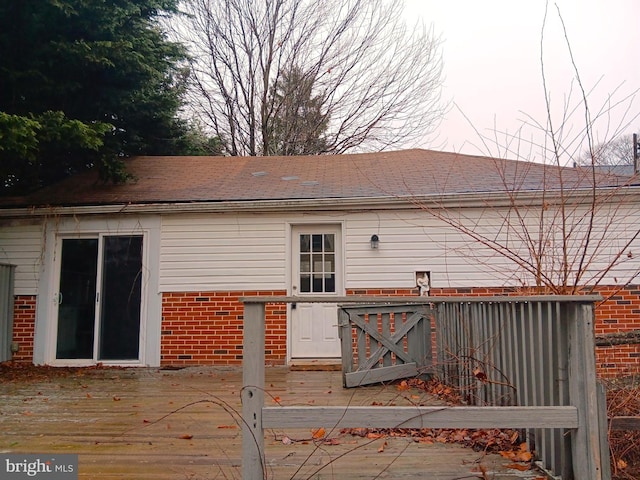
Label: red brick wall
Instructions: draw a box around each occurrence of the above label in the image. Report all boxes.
[596,345,640,377]
[593,285,640,335]
[11,295,36,363]
[161,290,287,366]
[10,284,639,376]
[592,285,640,378]
[347,288,418,296]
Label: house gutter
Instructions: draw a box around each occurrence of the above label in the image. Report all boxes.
[1,186,640,219]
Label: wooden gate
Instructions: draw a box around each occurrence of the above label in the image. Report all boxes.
[338,304,432,387]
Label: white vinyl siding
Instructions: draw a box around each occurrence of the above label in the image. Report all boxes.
[159,201,640,293]
[0,221,43,295]
[564,201,640,286]
[160,213,287,292]
[344,210,518,289]
[344,201,640,290]
[5,195,635,298]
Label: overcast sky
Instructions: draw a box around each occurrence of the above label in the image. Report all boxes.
[403,0,640,164]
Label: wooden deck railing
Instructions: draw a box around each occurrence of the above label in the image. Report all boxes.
[434,298,606,479]
[240,296,607,480]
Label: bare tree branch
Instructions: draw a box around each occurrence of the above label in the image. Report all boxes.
[171,0,445,156]
[407,2,640,297]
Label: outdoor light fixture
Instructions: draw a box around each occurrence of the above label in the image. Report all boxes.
[370,234,379,249]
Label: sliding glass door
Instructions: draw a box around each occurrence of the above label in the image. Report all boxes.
[55,235,143,361]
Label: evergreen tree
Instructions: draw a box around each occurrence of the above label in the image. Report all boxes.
[0,0,211,195]
[266,67,329,156]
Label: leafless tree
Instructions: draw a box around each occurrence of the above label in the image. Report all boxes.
[171,0,445,156]
[417,3,640,296]
[577,133,637,167]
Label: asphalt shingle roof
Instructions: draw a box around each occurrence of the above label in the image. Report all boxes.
[1,149,633,208]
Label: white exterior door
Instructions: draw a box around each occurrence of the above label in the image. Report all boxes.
[290,225,342,358]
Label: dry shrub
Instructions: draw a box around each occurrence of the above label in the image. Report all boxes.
[605,377,640,480]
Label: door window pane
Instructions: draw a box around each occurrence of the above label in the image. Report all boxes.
[324,254,335,273]
[299,254,310,273]
[298,233,336,293]
[300,235,310,253]
[99,236,143,360]
[324,234,334,252]
[300,274,311,293]
[312,274,323,292]
[56,239,98,359]
[312,253,323,272]
[312,234,322,252]
[325,274,335,293]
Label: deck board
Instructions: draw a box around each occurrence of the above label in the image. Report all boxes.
[1,366,542,479]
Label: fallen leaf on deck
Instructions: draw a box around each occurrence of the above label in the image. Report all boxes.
[377,441,387,453]
[217,425,237,429]
[505,463,530,471]
[272,396,281,403]
[281,436,292,445]
[311,427,326,439]
[513,451,532,462]
[323,438,340,445]
[112,396,121,401]
[396,380,410,391]
[178,434,193,440]
[512,443,532,462]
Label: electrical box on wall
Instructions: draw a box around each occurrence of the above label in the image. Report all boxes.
[415,271,430,296]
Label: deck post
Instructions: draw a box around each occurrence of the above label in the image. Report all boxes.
[241,302,266,480]
[598,382,612,480]
[568,302,604,480]
[338,308,352,387]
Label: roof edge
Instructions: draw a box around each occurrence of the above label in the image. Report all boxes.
[2,186,639,219]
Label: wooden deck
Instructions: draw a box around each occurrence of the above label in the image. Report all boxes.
[0,366,542,479]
